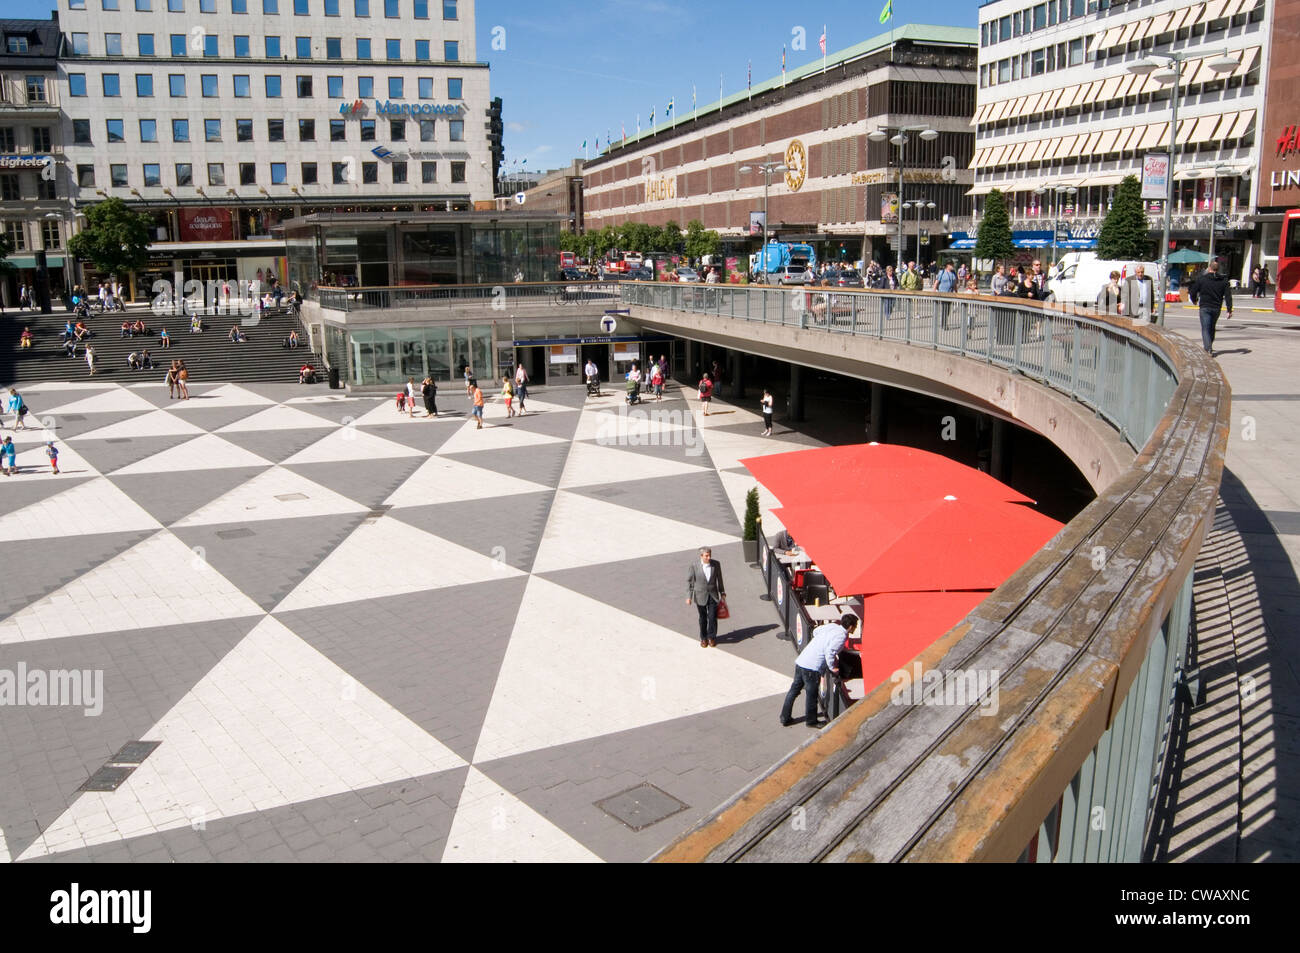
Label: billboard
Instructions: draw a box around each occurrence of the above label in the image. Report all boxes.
[178,207,234,242]
[881,192,899,224]
[1142,153,1170,200]
[749,211,766,236]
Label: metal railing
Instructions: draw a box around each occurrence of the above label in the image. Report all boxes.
[316,281,623,313]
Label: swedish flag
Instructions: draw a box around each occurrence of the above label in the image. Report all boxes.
[880,0,892,24]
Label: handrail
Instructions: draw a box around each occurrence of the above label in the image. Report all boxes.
[315,281,625,313]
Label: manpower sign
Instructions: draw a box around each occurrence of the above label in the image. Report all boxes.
[338,100,466,117]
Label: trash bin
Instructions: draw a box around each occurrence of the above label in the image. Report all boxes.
[328,366,341,389]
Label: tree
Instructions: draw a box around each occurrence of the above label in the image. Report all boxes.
[684,219,721,261]
[1097,175,1151,261]
[66,197,151,278]
[975,189,1014,267]
[656,220,681,254]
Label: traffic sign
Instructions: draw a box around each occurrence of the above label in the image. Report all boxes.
[600,314,618,334]
[514,192,526,205]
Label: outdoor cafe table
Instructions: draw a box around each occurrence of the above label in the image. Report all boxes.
[806,604,844,623]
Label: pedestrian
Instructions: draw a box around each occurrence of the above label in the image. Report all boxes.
[141,349,154,370]
[166,360,179,399]
[470,379,485,429]
[159,326,171,348]
[990,264,1008,296]
[405,377,417,418]
[18,284,29,311]
[7,388,28,430]
[45,441,59,475]
[1250,265,1262,298]
[1096,270,1122,316]
[1121,265,1156,323]
[900,261,921,291]
[685,546,726,648]
[697,371,713,416]
[761,388,774,436]
[501,375,515,418]
[1258,263,1270,298]
[513,362,529,414]
[1188,260,1234,356]
[85,345,96,376]
[421,375,438,417]
[0,436,15,476]
[176,360,189,399]
[463,363,474,399]
[650,360,664,401]
[780,613,859,728]
[936,262,958,328]
[395,390,407,414]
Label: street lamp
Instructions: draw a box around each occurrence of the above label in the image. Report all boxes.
[868,124,938,268]
[901,199,936,267]
[1127,48,1240,324]
[738,159,788,280]
[1036,184,1077,271]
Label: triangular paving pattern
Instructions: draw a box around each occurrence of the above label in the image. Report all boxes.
[164,383,274,411]
[71,409,207,441]
[435,421,568,457]
[565,469,740,537]
[274,577,529,763]
[112,433,275,475]
[0,476,162,543]
[170,512,370,612]
[498,407,584,443]
[0,529,156,623]
[559,440,713,489]
[442,441,573,491]
[575,434,717,470]
[159,403,269,433]
[383,454,552,508]
[0,475,95,517]
[62,433,199,475]
[39,388,158,416]
[129,382,224,408]
[280,426,424,466]
[172,466,370,527]
[282,396,388,425]
[387,490,554,574]
[355,420,462,456]
[215,428,339,466]
[215,404,337,434]
[283,457,428,511]
[441,767,600,863]
[107,467,272,527]
[571,404,698,443]
[34,410,144,440]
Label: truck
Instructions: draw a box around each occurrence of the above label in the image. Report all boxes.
[749,242,816,282]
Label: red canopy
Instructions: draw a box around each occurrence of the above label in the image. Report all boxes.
[771,496,1063,596]
[850,590,991,695]
[742,443,1035,509]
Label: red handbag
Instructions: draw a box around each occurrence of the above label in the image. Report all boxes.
[716,598,730,620]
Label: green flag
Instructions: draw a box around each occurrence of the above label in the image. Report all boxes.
[879,0,892,24]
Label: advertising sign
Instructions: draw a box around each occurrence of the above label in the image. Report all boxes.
[881,192,899,224]
[749,211,766,236]
[1142,153,1170,200]
[178,207,234,242]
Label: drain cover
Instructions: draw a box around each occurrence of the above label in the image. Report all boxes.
[595,783,688,832]
[275,493,309,502]
[364,506,392,520]
[105,438,132,444]
[110,741,161,765]
[79,765,135,793]
[60,414,87,422]
[216,528,255,540]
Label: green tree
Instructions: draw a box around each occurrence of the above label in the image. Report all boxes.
[657,220,681,254]
[66,197,151,278]
[683,219,721,261]
[1097,175,1152,261]
[975,189,1014,266]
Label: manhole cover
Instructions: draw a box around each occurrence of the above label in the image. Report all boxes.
[595,783,688,832]
[110,741,160,765]
[61,414,87,422]
[216,528,255,540]
[275,493,309,502]
[364,506,392,520]
[79,765,135,793]
[105,438,132,444]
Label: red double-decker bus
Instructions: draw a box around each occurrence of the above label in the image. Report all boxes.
[1277,209,1300,317]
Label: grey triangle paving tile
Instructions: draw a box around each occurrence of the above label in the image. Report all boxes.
[130,383,224,408]
[288,397,388,425]
[171,513,369,611]
[528,386,589,410]
[224,428,336,465]
[161,403,269,434]
[576,435,716,470]
[357,420,461,456]
[284,457,427,511]
[566,470,741,537]
[387,490,554,573]
[0,615,266,863]
[275,578,529,763]
[503,408,583,442]
[107,467,271,527]
[19,765,470,864]
[63,434,199,475]
[703,419,831,447]
[474,694,796,862]
[0,529,157,623]
[20,387,120,412]
[0,475,96,518]
[230,381,318,403]
[442,442,572,490]
[36,410,143,440]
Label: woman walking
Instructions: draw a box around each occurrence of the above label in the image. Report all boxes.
[513,363,529,415]
[697,372,713,416]
[421,376,438,418]
[176,360,190,399]
[761,389,774,436]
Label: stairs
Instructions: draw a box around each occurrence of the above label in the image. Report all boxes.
[0,302,322,388]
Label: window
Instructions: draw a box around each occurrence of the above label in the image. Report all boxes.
[264,0,279,11]
[450,160,465,183]
[175,162,192,185]
[320,76,341,98]
[235,35,250,56]
[442,0,456,18]
[233,0,247,9]
[168,74,185,96]
[444,40,458,62]
[388,77,403,98]
[33,128,51,151]
[168,0,182,9]
[448,119,463,141]
[207,162,224,186]
[136,73,153,96]
[106,118,125,142]
[415,40,429,61]
[447,77,462,99]
[110,163,128,187]
[138,34,155,55]
[356,38,371,59]
[298,118,314,140]
[386,39,400,60]
[326,37,341,59]
[268,118,284,140]
[265,74,282,97]
[296,75,312,97]
[1068,37,1084,66]
[143,163,161,186]
[170,34,186,56]
[1032,48,1046,76]
[330,119,346,141]
[301,161,317,184]
[73,119,92,144]
[237,118,253,141]
[355,0,369,14]
[70,0,86,8]
[204,118,221,141]
[296,36,311,58]
[71,32,90,55]
[419,119,434,141]
[77,164,95,187]
[172,118,189,141]
[105,33,123,56]
[234,74,250,96]
[101,73,121,97]
[201,0,216,10]
[362,161,378,183]
[271,162,287,184]
[325,0,338,13]
[360,119,375,140]
[414,0,426,17]
[418,77,433,98]
[2,220,25,250]
[24,76,47,103]
[0,130,13,151]
[1033,3,1047,29]
[139,118,157,141]
[353,77,372,99]
[385,0,398,15]
[294,0,308,12]
[239,162,256,185]
[332,161,348,183]
[390,119,405,140]
[265,36,281,57]
[69,74,88,96]
[998,16,1010,41]
[391,160,407,182]
[204,35,217,57]
[201,74,218,96]
[421,161,436,183]
[42,220,62,250]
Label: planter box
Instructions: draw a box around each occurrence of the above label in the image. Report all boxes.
[742,539,758,563]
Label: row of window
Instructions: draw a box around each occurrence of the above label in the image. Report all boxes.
[68,0,458,17]
[7,75,49,103]
[75,159,467,188]
[68,32,461,62]
[0,173,58,202]
[981,37,1086,87]
[72,115,464,143]
[981,0,1110,47]
[71,72,463,100]
[0,219,63,252]
[0,126,54,151]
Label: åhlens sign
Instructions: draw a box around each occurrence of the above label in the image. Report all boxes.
[339,100,466,117]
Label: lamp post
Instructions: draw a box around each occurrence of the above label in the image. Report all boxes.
[1127,48,1240,325]
[901,199,936,268]
[868,124,938,268]
[738,159,788,281]
[1037,184,1077,271]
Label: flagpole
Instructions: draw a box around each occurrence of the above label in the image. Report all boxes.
[823,25,827,75]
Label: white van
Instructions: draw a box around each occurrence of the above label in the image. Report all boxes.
[1049,252,1162,309]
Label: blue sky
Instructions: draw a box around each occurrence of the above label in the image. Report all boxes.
[9,0,982,176]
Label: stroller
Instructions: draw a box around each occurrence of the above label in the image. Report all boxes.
[586,375,601,398]
[625,378,642,405]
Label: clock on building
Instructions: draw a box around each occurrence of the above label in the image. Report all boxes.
[784,139,807,192]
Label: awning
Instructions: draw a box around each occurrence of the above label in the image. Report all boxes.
[4,254,66,269]
[949,238,977,250]
[1057,238,1098,249]
[854,591,993,697]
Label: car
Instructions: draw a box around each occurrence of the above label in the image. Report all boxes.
[560,268,586,281]
[628,267,654,281]
[778,265,809,286]
[835,269,864,288]
[675,267,701,283]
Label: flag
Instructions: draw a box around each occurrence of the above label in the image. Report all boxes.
[692,85,697,110]
[880,0,892,24]
[636,114,640,135]
[650,106,655,125]
[666,98,674,118]
[781,45,787,87]
[819,28,826,55]
[621,122,625,144]
[747,60,752,98]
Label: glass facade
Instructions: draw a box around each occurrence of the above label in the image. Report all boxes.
[346,325,488,386]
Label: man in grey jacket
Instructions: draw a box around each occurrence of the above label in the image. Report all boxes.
[686,547,726,647]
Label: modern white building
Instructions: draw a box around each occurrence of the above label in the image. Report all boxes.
[969,0,1268,279]
[55,0,492,295]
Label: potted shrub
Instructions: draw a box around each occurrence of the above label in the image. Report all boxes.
[742,487,760,563]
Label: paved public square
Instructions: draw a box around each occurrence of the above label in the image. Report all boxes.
[0,377,817,863]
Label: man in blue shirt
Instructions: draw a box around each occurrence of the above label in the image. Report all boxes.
[936,262,958,329]
[780,613,859,728]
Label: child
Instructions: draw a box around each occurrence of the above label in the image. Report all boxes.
[45,441,59,475]
[395,390,407,414]
[1,436,15,476]
[761,389,774,436]
[501,376,515,418]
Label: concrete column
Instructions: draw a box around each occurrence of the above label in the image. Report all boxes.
[991,418,1007,482]
[789,364,805,422]
[868,382,885,442]
[730,351,745,400]
[685,340,697,381]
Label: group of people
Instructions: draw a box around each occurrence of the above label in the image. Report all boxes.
[623,355,669,404]
[119,318,149,338]
[0,389,59,476]
[165,360,191,399]
[988,261,1052,301]
[126,349,155,371]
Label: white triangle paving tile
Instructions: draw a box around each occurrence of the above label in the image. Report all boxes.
[37,388,159,417]
[0,475,162,542]
[7,439,101,481]
[171,466,370,528]
[383,453,552,508]
[273,515,525,613]
[571,404,699,444]
[440,767,600,863]
[19,616,469,860]
[279,426,425,466]
[470,577,790,763]
[717,468,788,537]
[69,408,207,441]
[501,396,581,417]
[558,440,712,490]
[530,490,739,575]
[111,433,275,475]
[433,417,569,456]
[694,426,809,473]
[0,530,265,644]
[215,404,338,434]
[163,383,275,411]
